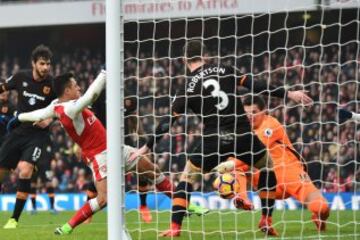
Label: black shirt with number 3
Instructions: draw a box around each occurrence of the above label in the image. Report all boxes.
[147,63,287,148]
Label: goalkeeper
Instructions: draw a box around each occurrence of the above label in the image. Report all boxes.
[233,95,330,231]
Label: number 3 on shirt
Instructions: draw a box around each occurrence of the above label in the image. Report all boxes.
[203,79,229,110]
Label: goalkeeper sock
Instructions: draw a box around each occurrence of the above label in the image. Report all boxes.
[68,198,102,228]
[258,170,276,217]
[155,175,174,198]
[172,181,193,226]
[12,179,31,221]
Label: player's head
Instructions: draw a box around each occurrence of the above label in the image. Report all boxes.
[183,40,208,67]
[243,95,267,129]
[31,44,52,79]
[53,72,81,100]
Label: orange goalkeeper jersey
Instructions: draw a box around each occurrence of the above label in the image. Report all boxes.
[254,115,304,171]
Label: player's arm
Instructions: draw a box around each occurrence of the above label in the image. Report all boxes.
[239,74,313,105]
[18,102,56,122]
[338,109,360,124]
[67,70,106,116]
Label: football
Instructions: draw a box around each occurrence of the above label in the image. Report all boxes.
[213,173,238,199]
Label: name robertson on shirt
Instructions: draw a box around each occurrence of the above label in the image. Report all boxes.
[187,66,226,93]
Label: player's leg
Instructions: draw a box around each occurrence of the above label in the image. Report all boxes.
[253,153,279,236]
[223,157,254,210]
[4,161,34,229]
[6,132,50,228]
[46,183,57,214]
[236,133,278,236]
[134,152,209,217]
[307,191,330,231]
[83,181,97,224]
[138,175,152,223]
[55,178,107,235]
[132,150,174,198]
[55,152,107,235]
[159,159,200,237]
[30,177,37,215]
[287,170,329,231]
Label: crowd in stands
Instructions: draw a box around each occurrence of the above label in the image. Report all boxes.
[1,41,359,194]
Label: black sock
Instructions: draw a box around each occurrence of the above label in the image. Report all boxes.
[172,181,193,226]
[31,195,36,211]
[12,179,31,221]
[47,187,55,210]
[138,177,148,207]
[258,170,277,217]
[140,192,147,206]
[30,186,36,210]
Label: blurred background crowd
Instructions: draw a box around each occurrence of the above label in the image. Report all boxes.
[1,39,359,194]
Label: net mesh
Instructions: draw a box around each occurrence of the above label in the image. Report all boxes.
[124,1,360,239]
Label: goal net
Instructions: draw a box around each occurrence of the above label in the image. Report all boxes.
[123,0,360,239]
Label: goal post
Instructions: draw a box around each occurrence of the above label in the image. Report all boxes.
[106,0,131,240]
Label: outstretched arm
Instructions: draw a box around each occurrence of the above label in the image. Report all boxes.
[239,74,313,105]
[18,102,56,122]
[66,70,106,117]
[338,109,360,124]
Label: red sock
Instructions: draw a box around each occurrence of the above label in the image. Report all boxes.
[156,177,174,198]
[68,199,100,228]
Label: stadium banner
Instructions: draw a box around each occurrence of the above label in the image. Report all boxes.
[321,0,360,9]
[0,0,317,28]
[0,192,359,211]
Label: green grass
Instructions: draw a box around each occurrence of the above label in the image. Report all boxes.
[0,210,359,240]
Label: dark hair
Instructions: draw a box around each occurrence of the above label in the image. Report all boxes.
[53,72,74,97]
[183,40,208,63]
[31,44,53,62]
[243,95,266,110]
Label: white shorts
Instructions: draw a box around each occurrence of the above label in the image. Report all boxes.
[88,145,140,181]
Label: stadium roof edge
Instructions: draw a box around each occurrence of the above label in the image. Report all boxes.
[0,0,358,28]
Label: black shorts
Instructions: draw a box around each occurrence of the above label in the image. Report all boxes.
[0,130,51,170]
[189,129,266,173]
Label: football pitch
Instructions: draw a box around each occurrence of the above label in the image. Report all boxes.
[0,210,359,240]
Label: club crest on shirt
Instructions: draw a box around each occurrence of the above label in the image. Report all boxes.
[264,128,273,137]
[43,86,51,95]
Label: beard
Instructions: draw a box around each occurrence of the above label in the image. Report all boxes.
[35,67,49,79]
